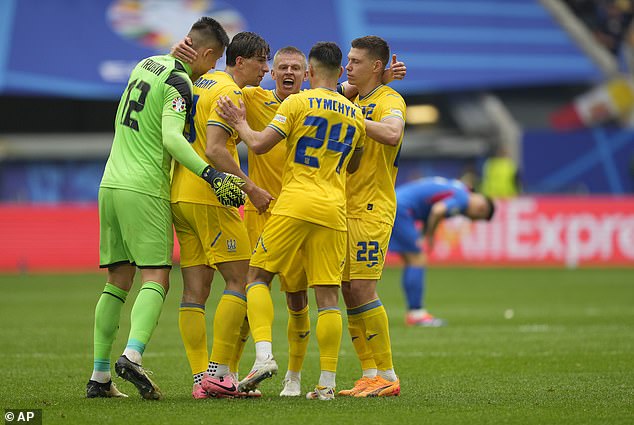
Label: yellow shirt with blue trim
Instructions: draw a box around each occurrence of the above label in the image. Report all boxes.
[171,71,242,206]
[346,84,406,224]
[242,86,286,212]
[267,88,366,231]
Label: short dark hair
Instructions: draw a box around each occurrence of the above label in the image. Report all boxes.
[308,42,342,73]
[351,35,390,68]
[226,31,271,67]
[484,196,496,221]
[189,17,229,49]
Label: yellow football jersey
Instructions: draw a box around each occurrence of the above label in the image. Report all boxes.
[268,88,366,231]
[242,86,286,212]
[171,71,242,206]
[346,84,406,224]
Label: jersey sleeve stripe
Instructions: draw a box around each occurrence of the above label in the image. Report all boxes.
[267,124,287,138]
[208,121,234,135]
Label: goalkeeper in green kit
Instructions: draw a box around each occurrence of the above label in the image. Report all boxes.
[86,17,242,400]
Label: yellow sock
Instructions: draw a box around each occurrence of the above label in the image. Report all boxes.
[230,315,250,373]
[178,304,208,375]
[346,307,377,371]
[316,308,342,372]
[359,299,394,371]
[287,305,310,373]
[210,292,247,365]
[246,282,274,343]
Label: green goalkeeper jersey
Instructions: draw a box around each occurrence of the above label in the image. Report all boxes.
[101,55,206,200]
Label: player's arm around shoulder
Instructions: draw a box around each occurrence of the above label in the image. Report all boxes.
[365,92,406,146]
[364,117,404,147]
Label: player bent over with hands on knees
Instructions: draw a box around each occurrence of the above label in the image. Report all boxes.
[390,177,495,327]
[86,17,245,401]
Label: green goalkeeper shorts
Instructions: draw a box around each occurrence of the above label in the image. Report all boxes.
[98,187,173,268]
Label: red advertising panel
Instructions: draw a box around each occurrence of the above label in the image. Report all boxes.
[0,204,181,272]
[1,197,633,272]
[0,204,100,272]
[420,197,634,267]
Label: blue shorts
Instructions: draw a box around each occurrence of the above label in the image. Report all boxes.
[388,208,421,253]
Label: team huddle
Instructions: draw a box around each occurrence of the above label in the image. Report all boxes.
[87,16,412,401]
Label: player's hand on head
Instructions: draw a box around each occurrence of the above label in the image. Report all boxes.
[201,166,246,207]
[382,54,407,84]
[216,96,246,127]
[171,36,197,64]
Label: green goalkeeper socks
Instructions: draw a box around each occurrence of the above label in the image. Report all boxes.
[93,283,128,379]
[124,281,166,363]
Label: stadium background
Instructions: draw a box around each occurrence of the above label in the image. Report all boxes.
[0,1,632,424]
[1,0,633,271]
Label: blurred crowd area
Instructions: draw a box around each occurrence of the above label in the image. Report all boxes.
[565,0,634,56]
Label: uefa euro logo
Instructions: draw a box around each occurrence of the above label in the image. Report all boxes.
[107,0,246,50]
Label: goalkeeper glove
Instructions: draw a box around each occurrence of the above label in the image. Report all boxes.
[201,166,246,208]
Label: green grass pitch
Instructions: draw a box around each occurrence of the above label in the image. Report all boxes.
[0,267,632,424]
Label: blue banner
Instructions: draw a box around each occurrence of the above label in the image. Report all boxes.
[0,0,602,99]
[523,127,634,194]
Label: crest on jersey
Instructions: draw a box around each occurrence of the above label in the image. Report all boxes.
[226,239,237,252]
[273,114,287,124]
[172,97,186,112]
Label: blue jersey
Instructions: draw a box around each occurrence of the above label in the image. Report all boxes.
[396,177,470,224]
